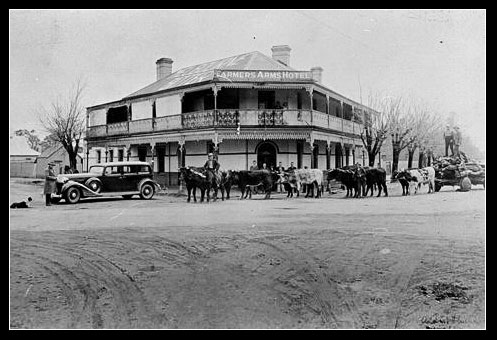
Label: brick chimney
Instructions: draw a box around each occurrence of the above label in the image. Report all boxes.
[271,45,291,66]
[156,58,173,81]
[311,66,323,83]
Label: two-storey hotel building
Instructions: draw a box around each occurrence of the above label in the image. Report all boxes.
[86,45,374,187]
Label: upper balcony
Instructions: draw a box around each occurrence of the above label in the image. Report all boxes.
[87,109,364,139]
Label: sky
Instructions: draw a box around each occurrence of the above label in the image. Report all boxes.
[9,9,486,153]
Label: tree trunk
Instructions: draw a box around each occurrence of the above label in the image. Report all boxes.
[392,143,400,173]
[407,149,415,169]
[418,150,425,168]
[368,151,376,167]
[68,151,78,171]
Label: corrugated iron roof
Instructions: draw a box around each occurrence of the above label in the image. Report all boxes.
[125,51,295,99]
[9,136,40,156]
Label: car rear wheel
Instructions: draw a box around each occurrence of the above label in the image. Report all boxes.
[140,183,154,200]
[64,187,81,204]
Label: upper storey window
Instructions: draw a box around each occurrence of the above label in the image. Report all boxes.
[106,105,129,124]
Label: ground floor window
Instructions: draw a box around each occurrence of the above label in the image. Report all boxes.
[157,147,165,173]
[313,144,319,168]
[138,146,147,162]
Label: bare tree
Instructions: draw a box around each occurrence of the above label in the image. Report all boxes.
[38,80,86,171]
[405,101,435,168]
[360,93,390,167]
[386,96,418,173]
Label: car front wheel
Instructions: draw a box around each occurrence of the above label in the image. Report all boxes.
[64,187,81,204]
[86,180,102,193]
[140,183,155,200]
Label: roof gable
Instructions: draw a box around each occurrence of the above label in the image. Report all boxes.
[9,136,40,156]
[125,51,295,99]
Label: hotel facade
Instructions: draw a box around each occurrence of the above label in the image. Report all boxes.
[86,45,375,187]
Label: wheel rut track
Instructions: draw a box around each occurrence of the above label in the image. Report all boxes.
[11,237,163,328]
[244,236,358,328]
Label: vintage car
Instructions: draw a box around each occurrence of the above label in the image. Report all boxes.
[52,161,161,204]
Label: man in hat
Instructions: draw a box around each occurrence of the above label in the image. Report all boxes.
[203,153,221,189]
[453,126,462,157]
[44,162,57,206]
[249,160,259,171]
[443,125,454,157]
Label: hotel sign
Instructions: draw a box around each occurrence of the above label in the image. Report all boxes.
[213,69,313,83]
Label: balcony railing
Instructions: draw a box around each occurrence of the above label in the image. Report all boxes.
[87,109,363,138]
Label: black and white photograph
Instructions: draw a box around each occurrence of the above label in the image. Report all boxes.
[9,9,486,329]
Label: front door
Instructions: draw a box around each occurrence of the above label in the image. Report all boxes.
[257,142,277,169]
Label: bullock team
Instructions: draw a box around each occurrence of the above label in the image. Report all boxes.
[179,160,438,202]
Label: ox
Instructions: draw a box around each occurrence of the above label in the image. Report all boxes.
[352,165,367,198]
[243,183,265,199]
[280,169,323,198]
[393,167,436,195]
[179,166,217,202]
[364,167,388,197]
[418,166,436,193]
[327,167,357,197]
[213,169,234,200]
[231,170,280,199]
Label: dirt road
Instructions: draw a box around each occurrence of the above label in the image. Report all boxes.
[10,179,485,329]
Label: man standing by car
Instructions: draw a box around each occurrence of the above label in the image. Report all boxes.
[44,162,57,206]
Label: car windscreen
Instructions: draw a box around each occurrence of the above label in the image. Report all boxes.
[89,166,104,175]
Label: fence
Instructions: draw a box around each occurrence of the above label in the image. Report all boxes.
[10,162,37,178]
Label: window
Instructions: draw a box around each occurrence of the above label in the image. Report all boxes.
[297,141,303,169]
[258,91,275,110]
[96,150,101,164]
[108,150,114,162]
[138,146,147,162]
[157,147,165,173]
[297,92,302,110]
[217,88,239,109]
[343,103,353,120]
[118,149,124,162]
[89,165,104,175]
[129,165,151,174]
[106,106,129,124]
[152,101,157,119]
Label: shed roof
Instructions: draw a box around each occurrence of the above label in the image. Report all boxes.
[9,136,40,157]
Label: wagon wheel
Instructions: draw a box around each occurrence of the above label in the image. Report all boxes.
[459,177,472,192]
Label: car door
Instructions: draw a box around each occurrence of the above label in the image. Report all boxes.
[120,165,142,192]
[99,165,126,192]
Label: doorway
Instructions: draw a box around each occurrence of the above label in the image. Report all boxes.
[257,141,277,169]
